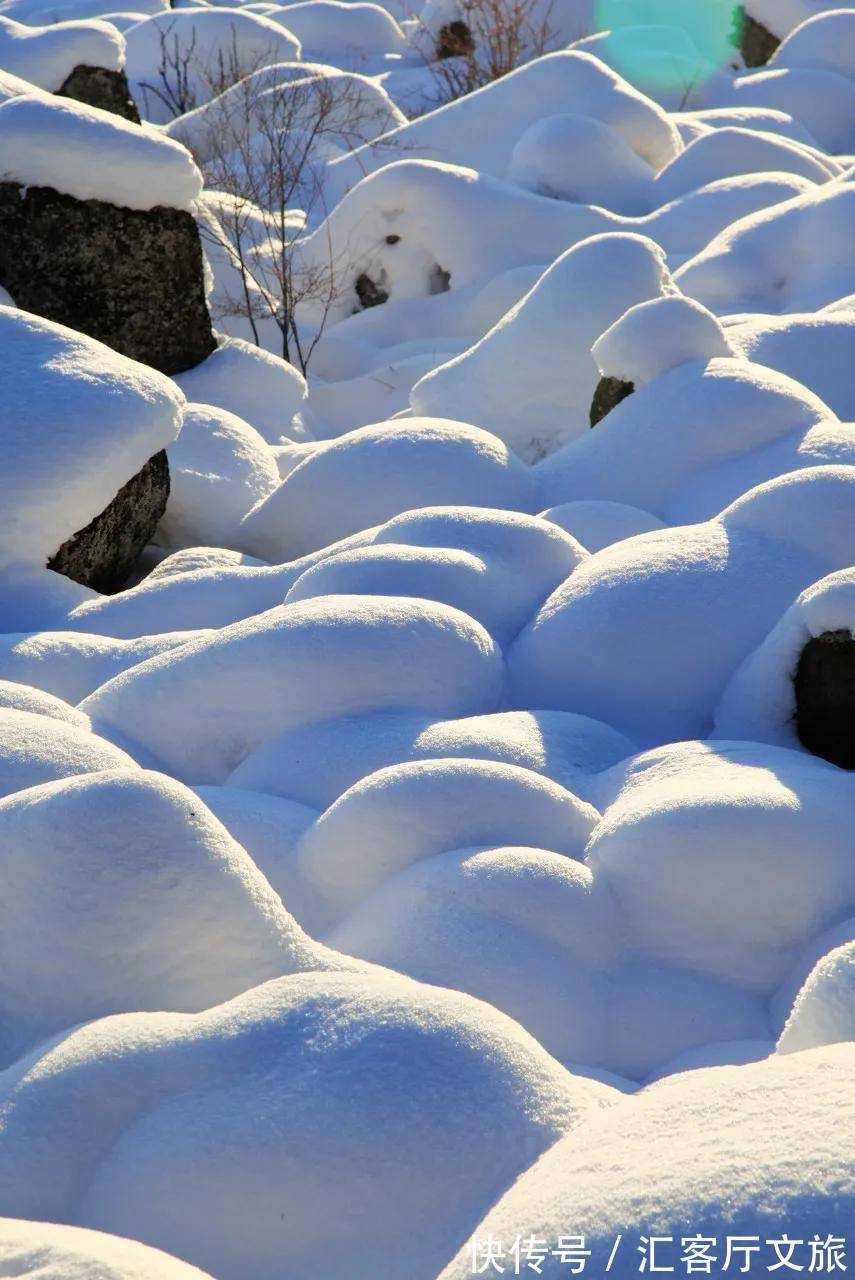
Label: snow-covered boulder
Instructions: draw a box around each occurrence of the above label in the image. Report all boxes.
[124,8,302,123]
[325,51,681,205]
[158,403,280,551]
[510,467,855,746]
[239,420,536,560]
[0,1219,216,1279]
[0,307,182,590]
[714,568,855,768]
[778,939,855,1054]
[173,336,308,445]
[0,15,139,118]
[677,178,855,315]
[537,354,852,526]
[411,233,676,461]
[82,594,506,783]
[294,757,599,933]
[0,767,372,1066]
[0,95,214,374]
[0,972,617,1280]
[439,1043,855,1277]
[227,707,635,810]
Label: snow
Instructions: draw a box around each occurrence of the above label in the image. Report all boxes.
[173,336,308,444]
[439,1043,855,1277]
[713,568,855,750]
[124,9,302,123]
[2,0,855,1267]
[239,419,536,558]
[227,707,635,809]
[158,402,280,551]
[510,467,855,746]
[0,972,616,1280]
[0,1219,217,1279]
[0,307,183,576]
[0,15,123,90]
[295,757,599,933]
[591,293,733,388]
[411,233,676,461]
[82,595,506,782]
[0,93,202,209]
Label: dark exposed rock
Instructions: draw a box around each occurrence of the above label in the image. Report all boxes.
[355,272,389,309]
[58,64,141,123]
[47,450,170,594]
[0,181,217,375]
[429,263,451,294]
[794,629,855,769]
[437,19,474,59]
[738,8,780,68]
[590,376,634,426]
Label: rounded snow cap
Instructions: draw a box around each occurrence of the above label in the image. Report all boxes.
[592,293,734,388]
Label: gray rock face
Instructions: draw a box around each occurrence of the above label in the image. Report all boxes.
[590,376,634,426]
[739,10,780,67]
[795,629,855,769]
[0,181,217,375]
[58,65,141,123]
[47,451,170,593]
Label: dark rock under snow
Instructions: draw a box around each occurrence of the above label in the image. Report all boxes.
[0,181,217,375]
[58,64,141,123]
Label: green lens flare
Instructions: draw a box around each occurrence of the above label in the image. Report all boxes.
[593,0,742,93]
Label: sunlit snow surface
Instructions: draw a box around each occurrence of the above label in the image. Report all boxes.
[0,0,854,1276]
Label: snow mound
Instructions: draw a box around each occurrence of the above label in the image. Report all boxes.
[439,1043,855,1277]
[587,739,855,993]
[285,506,586,646]
[158,403,279,552]
[294,757,599,933]
[331,845,620,1066]
[0,768,364,1067]
[540,500,667,551]
[0,1218,216,1279]
[326,50,681,204]
[411,233,676,461]
[714,568,855,751]
[173,336,308,445]
[778,940,855,1055]
[0,678,89,728]
[124,9,301,122]
[0,629,211,704]
[239,420,535,559]
[82,595,505,783]
[652,125,833,203]
[0,93,201,209]
[770,7,855,83]
[592,294,733,389]
[726,65,855,154]
[726,306,855,419]
[0,307,183,575]
[227,707,635,810]
[677,177,855,315]
[0,15,123,90]
[510,467,855,745]
[536,356,850,526]
[506,112,654,214]
[0,706,136,799]
[0,972,617,1280]
[264,1,405,58]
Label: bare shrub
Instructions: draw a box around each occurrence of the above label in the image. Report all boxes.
[420,0,559,103]
[192,68,400,372]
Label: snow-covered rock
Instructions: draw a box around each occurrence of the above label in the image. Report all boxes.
[0,307,182,579]
[0,972,617,1280]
